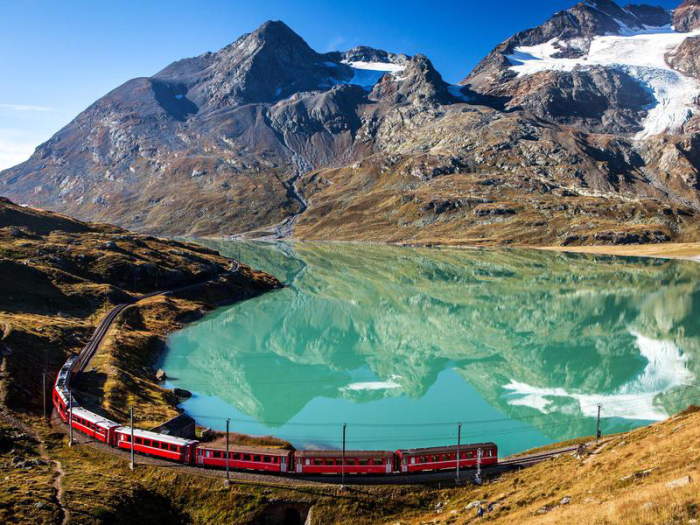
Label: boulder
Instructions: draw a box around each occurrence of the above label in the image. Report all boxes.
[173,388,192,399]
[666,476,692,489]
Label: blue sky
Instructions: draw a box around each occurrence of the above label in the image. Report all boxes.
[0,0,680,170]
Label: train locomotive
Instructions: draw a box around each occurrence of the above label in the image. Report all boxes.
[53,356,498,476]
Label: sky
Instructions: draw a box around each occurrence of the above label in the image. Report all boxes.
[0,0,682,170]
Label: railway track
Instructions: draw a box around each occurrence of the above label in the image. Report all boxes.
[51,412,587,487]
[75,261,239,373]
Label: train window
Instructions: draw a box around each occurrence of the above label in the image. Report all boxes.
[313,459,323,466]
[135,438,142,445]
[233,453,241,460]
[244,454,251,461]
[254,456,261,462]
[262,456,270,463]
[358,459,369,466]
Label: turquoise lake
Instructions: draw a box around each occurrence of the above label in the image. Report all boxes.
[159,241,700,457]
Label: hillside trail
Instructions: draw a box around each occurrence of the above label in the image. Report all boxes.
[0,409,69,524]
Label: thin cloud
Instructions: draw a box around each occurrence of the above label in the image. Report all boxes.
[0,130,37,170]
[325,36,347,52]
[0,103,56,112]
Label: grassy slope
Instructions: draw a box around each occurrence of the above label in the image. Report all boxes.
[0,198,282,523]
[3,408,698,524]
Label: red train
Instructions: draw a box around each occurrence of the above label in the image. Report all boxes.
[53,357,498,476]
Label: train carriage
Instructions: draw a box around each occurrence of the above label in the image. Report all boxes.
[68,407,121,445]
[196,445,293,472]
[51,353,502,479]
[52,356,79,421]
[295,450,394,475]
[395,442,498,473]
[115,427,198,463]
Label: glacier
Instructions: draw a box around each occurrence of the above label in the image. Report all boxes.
[506,26,700,139]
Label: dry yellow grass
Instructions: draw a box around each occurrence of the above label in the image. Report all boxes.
[388,407,700,525]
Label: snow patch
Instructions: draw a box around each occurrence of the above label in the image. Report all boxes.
[342,375,402,391]
[506,28,700,138]
[502,331,694,421]
[335,61,407,91]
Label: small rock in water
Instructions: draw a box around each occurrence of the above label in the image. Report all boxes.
[155,369,167,381]
[34,501,45,509]
[560,496,571,505]
[174,388,192,398]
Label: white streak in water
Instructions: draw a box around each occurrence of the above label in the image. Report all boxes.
[342,374,402,391]
[503,331,694,421]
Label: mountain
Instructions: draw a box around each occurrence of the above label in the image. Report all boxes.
[2,5,700,246]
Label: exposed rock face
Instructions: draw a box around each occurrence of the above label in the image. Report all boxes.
[667,35,700,78]
[673,0,700,32]
[1,3,700,246]
[479,67,654,134]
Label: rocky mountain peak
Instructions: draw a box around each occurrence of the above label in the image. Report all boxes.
[371,54,454,106]
[674,0,700,31]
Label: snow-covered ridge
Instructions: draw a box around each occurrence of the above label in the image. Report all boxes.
[506,26,700,139]
[339,60,406,91]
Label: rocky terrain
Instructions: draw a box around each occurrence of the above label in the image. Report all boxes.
[2,1,700,246]
[0,197,279,414]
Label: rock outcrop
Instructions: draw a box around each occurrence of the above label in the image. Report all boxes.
[673,0,700,32]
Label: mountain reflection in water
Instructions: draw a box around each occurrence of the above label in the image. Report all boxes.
[160,241,700,455]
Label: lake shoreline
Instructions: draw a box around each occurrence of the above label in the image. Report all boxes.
[538,242,700,262]
[198,235,700,262]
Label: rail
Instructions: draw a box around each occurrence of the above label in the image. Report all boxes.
[74,259,240,373]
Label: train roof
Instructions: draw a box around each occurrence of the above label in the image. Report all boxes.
[199,444,292,456]
[116,427,198,446]
[295,450,394,459]
[55,357,77,386]
[396,442,497,455]
[70,407,121,429]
